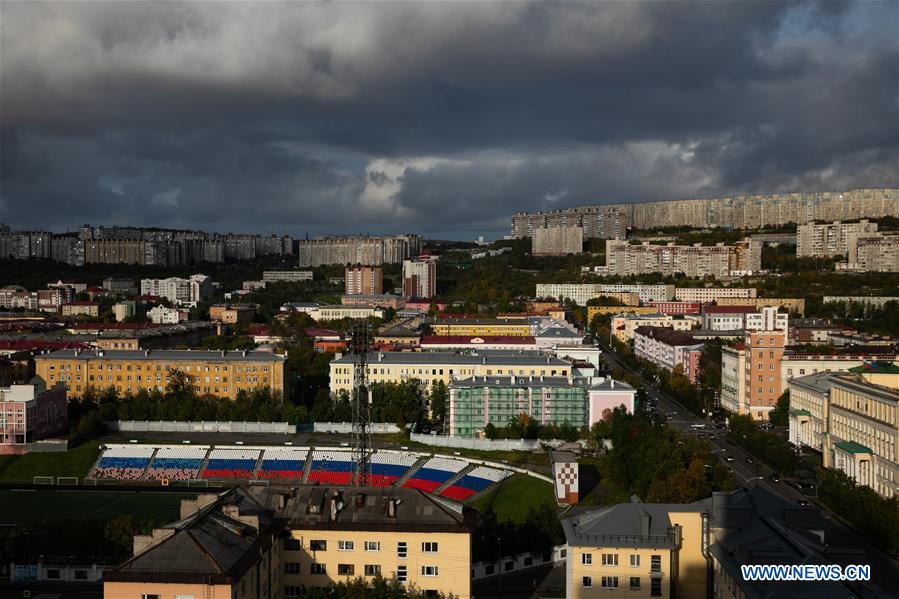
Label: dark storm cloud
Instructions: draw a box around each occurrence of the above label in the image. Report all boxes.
[0,0,896,238]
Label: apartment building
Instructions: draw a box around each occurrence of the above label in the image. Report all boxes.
[34,349,288,401]
[309,305,386,322]
[673,287,757,303]
[297,234,422,267]
[633,327,704,382]
[536,284,675,306]
[790,364,899,498]
[0,229,52,259]
[563,497,708,599]
[823,296,899,309]
[0,382,68,455]
[780,347,899,394]
[702,306,788,334]
[716,296,806,316]
[262,270,313,283]
[532,225,584,256]
[431,317,531,338]
[402,259,436,299]
[648,301,701,315]
[329,351,572,396]
[844,233,899,272]
[720,344,746,415]
[796,219,879,257]
[601,238,762,278]
[345,265,383,295]
[147,305,187,324]
[611,314,695,343]
[140,275,212,307]
[61,301,100,318]
[448,375,635,437]
[512,188,899,234]
[512,207,626,239]
[103,277,137,295]
[209,304,255,325]
[340,294,403,309]
[743,331,786,420]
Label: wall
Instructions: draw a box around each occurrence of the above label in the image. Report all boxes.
[313,422,401,434]
[108,420,294,433]
[470,544,567,580]
[411,432,556,452]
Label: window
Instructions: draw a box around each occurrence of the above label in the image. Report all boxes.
[284,562,300,574]
[365,564,382,576]
[284,587,302,597]
[47,569,60,579]
[421,566,438,577]
[651,578,662,596]
[141,596,160,599]
[74,570,88,581]
[582,553,592,565]
[602,553,618,566]
[630,554,640,567]
[630,577,641,589]
[650,555,662,572]
[422,542,438,553]
[364,541,381,551]
[310,563,327,575]
[397,541,407,559]
[601,576,619,589]
[338,564,355,576]
[310,539,327,551]
[338,540,355,551]
[397,565,407,582]
[582,576,592,588]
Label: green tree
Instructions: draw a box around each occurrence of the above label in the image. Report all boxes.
[769,390,790,427]
[429,380,448,423]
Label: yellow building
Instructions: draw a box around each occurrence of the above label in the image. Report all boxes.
[329,351,572,395]
[716,297,806,316]
[34,348,288,400]
[610,314,695,343]
[61,301,100,318]
[431,317,531,337]
[563,498,708,598]
[210,303,256,324]
[275,486,473,598]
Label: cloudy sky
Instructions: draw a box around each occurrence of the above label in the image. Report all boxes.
[1,1,897,240]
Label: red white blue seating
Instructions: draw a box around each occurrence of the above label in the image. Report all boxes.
[402,456,467,493]
[146,446,208,480]
[201,448,260,479]
[439,465,511,500]
[94,445,154,480]
[257,448,309,479]
[368,451,419,487]
[307,449,355,485]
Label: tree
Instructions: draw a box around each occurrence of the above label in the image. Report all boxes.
[769,390,790,427]
[484,422,498,440]
[104,514,154,555]
[429,380,447,423]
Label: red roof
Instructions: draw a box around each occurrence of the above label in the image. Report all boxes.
[420,335,536,345]
[0,340,91,351]
[704,305,757,314]
[304,327,343,339]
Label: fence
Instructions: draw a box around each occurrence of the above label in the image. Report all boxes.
[471,544,567,580]
[409,433,570,452]
[107,421,294,434]
[24,439,69,453]
[313,422,402,434]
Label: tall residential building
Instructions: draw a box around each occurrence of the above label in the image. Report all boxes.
[140,274,212,307]
[743,330,786,420]
[702,306,788,334]
[673,287,757,303]
[844,233,899,272]
[512,187,899,235]
[513,207,626,239]
[34,349,288,401]
[531,225,584,256]
[601,238,762,278]
[0,382,68,455]
[402,259,436,299]
[345,265,383,295]
[796,219,878,257]
[535,283,675,306]
[262,270,313,283]
[297,234,422,267]
[633,327,704,382]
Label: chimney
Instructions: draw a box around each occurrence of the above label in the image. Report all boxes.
[640,508,651,537]
[611,380,615,389]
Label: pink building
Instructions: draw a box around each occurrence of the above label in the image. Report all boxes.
[649,301,702,315]
[0,382,67,455]
[588,378,636,423]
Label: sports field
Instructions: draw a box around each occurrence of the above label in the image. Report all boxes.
[472,473,556,523]
[0,440,102,481]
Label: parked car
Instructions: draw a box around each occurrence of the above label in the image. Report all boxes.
[745,456,754,464]
[769,472,781,483]
[724,455,735,463]
[797,499,810,507]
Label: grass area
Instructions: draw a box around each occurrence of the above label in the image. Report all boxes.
[0,440,104,481]
[471,474,555,523]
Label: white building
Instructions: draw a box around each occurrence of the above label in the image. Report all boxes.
[633,326,704,379]
[796,219,878,258]
[721,344,746,415]
[673,287,757,303]
[309,305,386,322]
[535,283,674,306]
[402,259,436,299]
[702,306,788,334]
[262,271,313,283]
[140,274,211,307]
[147,305,185,324]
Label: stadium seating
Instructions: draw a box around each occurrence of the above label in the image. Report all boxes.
[201,448,260,479]
[402,456,467,493]
[257,448,309,479]
[307,449,355,485]
[439,465,511,501]
[93,445,154,480]
[146,446,208,480]
[368,451,418,487]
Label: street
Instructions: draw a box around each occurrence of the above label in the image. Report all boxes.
[598,342,899,596]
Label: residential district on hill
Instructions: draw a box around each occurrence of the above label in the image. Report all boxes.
[1,196,899,599]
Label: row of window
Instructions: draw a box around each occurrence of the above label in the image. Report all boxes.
[298,539,438,554]
[582,553,659,568]
[48,363,269,373]
[582,575,662,595]
[294,563,430,578]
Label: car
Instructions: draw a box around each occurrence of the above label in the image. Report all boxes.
[745,456,754,464]
[797,499,810,507]
[769,472,781,483]
[724,455,734,462]
[690,423,706,430]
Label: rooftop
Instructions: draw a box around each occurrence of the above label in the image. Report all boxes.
[35,349,287,362]
[633,326,700,347]
[332,351,570,366]
[420,335,536,345]
[849,361,899,375]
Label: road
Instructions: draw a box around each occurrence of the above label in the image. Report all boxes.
[599,342,899,596]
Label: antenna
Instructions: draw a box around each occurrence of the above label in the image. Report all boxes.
[350,319,372,487]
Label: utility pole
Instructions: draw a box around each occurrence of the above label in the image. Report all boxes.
[350,319,372,487]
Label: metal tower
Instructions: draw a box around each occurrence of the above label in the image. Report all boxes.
[350,319,372,487]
